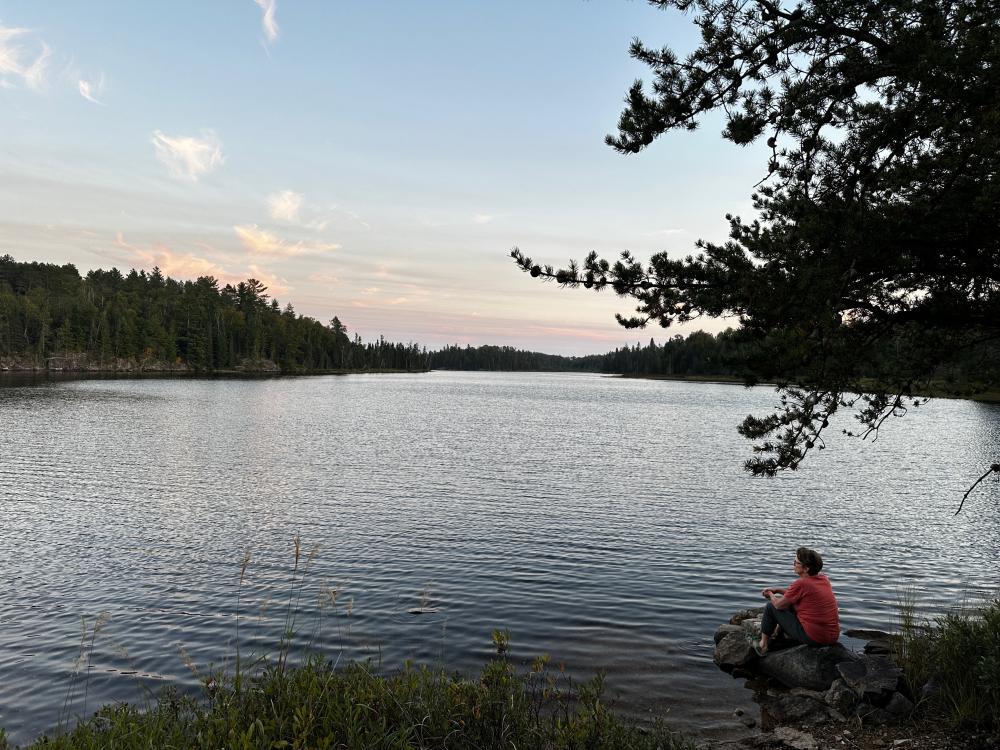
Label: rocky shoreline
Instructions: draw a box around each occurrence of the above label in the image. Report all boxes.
[698,607,998,750]
[0,352,280,374]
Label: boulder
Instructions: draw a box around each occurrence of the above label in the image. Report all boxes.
[756,687,830,725]
[714,623,745,644]
[714,630,755,670]
[844,628,892,641]
[824,678,859,714]
[855,704,898,726]
[845,628,897,655]
[884,691,915,718]
[772,727,819,750]
[837,654,902,698]
[860,638,894,655]
[789,687,828,702]
[758,643,859,691]
[712,610,913,736]
[730,606,765,625]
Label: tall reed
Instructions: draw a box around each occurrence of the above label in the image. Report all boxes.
[895,596,1000,729]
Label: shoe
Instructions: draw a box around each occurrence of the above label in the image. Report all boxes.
[746,633,768,657]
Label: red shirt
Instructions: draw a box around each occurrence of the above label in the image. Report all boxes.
[782,573,840,644]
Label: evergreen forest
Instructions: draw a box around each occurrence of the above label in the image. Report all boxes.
[427,331,755,378]
[0,256,759,377]
[2,256,994,388]
[0,256,427,372]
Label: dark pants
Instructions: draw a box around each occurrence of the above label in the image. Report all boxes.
[760,601,820,646]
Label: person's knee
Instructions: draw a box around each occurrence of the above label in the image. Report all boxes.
[761,601,777,635]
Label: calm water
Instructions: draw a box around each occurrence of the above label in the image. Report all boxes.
[1,372,998,744]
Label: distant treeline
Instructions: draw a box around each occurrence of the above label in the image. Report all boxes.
[427,344,594,372]
[426,331,754,377]
[0,256,427,372]
[427,333,999,390]
[0,256,760,377]
[11,255,987,384]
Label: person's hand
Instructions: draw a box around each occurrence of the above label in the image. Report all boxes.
[761,588,774,599]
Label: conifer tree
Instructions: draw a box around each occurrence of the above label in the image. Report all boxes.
[513,0,1000,489]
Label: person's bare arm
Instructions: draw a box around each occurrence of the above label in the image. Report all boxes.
[768,591,793,610]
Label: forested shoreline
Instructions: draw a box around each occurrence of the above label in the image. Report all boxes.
[0,256,759,378]
[3,257,993,390]
[0,256,428,373]
[426,331,754,378]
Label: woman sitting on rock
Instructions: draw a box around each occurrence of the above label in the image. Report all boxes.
[757,546,840,655]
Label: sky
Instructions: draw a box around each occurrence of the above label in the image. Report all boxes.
[0,1,766,356]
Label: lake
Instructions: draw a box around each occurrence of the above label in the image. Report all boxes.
[1,371,998,744]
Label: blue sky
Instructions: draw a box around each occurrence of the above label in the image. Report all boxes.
[1,1,763,355]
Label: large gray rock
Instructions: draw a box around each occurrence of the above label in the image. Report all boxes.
[823,678,859,714]
[772,727,819,750]
[844,628,892,640]
[714,630,754,670]
[730,606,765,625]
[884,691,915,718]
[844,628,896,655]
[756,687,831,725]
[855,704,897,726]
[758,643,859,691]
[836,654,902,698]
[714,623,745,644]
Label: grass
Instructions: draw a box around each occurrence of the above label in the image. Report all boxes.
[3,540,694,750]
[895,596,1000,730]
[10,657,693,750]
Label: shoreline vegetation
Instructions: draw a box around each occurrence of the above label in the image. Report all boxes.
[0,357,426,377]
[4,657,695,750]
[5,599,998,750]
[615,373,1000,404]
[3,257,997,402]
[5,360,997,406]
[0,542,696,750]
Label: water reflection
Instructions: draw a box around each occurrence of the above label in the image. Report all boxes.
[0,372,997,745]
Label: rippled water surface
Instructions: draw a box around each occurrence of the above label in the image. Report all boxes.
[1,372,998,744]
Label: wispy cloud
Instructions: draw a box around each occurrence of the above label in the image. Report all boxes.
[330,204,370,229]
[151,129,224,181]
[113,233,291,298]
[309,272,340,285]
[268,190,302,222]
[255,0,279,45]
[78,76,104,105]
[266,191,336,231]
[304,218,331,231]
[234,224,339,257]
[114,232,230,281]
[472,214,494,225]
[0,24,50,89]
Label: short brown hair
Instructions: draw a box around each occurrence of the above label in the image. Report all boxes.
[796,547,824,575]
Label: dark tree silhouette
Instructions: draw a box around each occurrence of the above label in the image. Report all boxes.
[513,0,1000,491]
